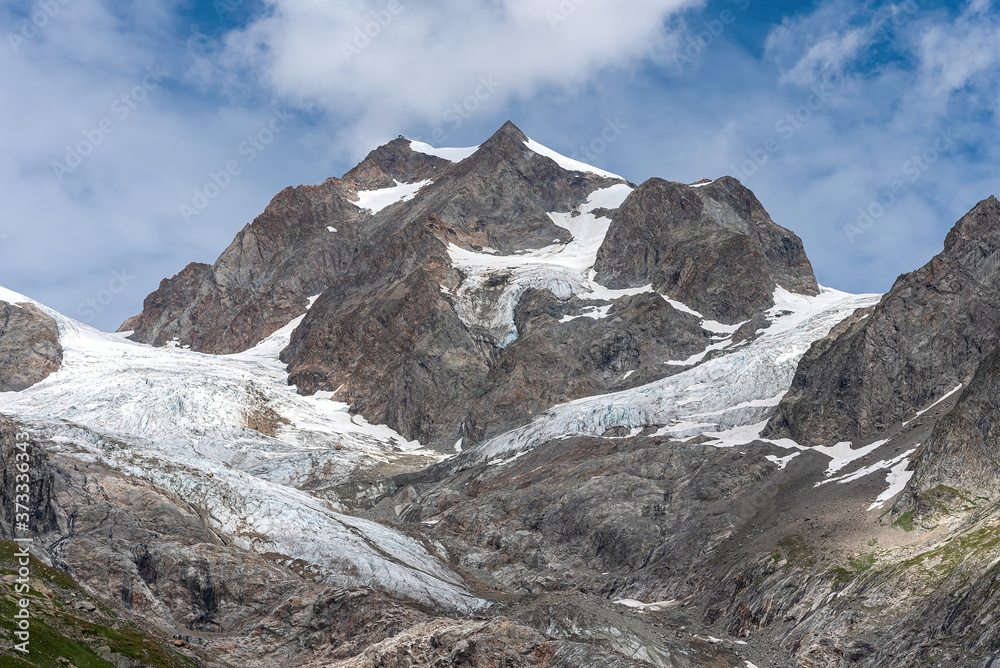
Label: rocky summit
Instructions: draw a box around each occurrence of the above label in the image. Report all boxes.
[3,122,1000,667]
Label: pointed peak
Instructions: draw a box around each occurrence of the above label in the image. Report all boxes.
[484,121,626,180]
[492,120,529,141]
[944,194,1000,250]
[479,121,530,151]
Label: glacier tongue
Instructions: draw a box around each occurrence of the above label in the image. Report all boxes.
[464,287,881,463]
[0,295,481,612]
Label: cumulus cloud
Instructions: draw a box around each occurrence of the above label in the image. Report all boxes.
[207,0,699,148]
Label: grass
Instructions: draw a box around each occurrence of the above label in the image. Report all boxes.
[776,535,816,567]
[893,510,915,532]
[827,551,878,588]
[0,542,199,667]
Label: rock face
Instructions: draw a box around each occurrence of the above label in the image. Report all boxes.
[0,300,62,392]
[123,139,450,354]
[0,415,57,539]
[282,222,493,446]
[461,289,709,443]
[766,196,1000,445]
[376,121,617,252]
[280,124,820,449]
[593,177,819,323]
[899,343,1000,511]
[124,122,823,449]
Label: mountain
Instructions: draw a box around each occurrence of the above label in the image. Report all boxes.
[125,121,821,450]
[593,176,819,323]
[0,287,62,392]
[766,195,1000,446]
[4,122,1000,667]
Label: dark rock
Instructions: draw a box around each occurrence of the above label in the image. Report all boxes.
[593,176,818,324]
[462,290,709,444]
[282,221,493,446]
[898,343,1000,512]
[124,139,451,355]
[767,196,1000,445]
[0,415,58,539]
[377,121,624,254]
[0,301,62,392]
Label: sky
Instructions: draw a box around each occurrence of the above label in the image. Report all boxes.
[0,0,996,330]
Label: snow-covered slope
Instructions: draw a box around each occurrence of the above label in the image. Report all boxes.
[355,179,432,213]
[409,140,479,162]
[0,289,480,611]
[445,183,634,345]
[523,137,624,180]
[462,287,881,465]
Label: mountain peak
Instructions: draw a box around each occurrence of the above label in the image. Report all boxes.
[491,120,529,142]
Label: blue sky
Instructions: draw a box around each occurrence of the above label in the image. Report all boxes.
[0,0,994,330]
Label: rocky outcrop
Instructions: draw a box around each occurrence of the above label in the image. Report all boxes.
[280,123,706,448]
[0,415,57,539]
[898,343,1000,512]
[282,221,492,446]
[123,139,451,355]
[593,177,819,324]
[123,181,366,354]
[328,618,662,667]
[341,136,452,191]
[281,230,714,448]
[0,300,62,392]
[377,121,623,252]
[124,122,621,356]
[127,122,824,450]
[462,289,709,443]
[767,195,1000,445]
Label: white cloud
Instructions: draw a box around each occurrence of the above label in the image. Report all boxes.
[779,26,871,86]
[764,0,923,87]
[916,0,1000,100]
[207,0,700,149]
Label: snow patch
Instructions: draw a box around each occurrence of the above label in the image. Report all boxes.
[445,184,633,345]
[355,179,431,214]
[868,455,916,510]
[766,452,800,470]
[408,140,479,162]
[523,137,624,180]
[903,384,964,426]
[814,439,891,477]
[614,598,678,612]
[0,286,35,307]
